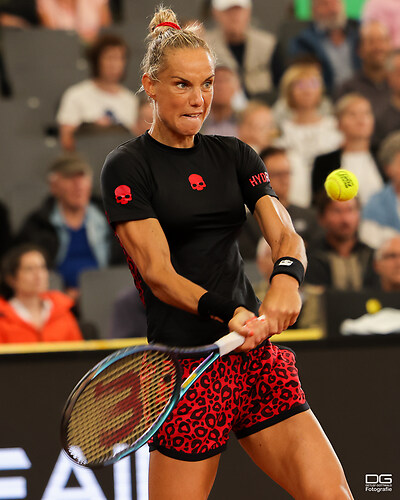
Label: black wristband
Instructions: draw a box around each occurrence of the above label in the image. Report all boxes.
[198,292,242,324]
[269,257,305,286]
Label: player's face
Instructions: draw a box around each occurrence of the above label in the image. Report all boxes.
[8,251,49,298]
[144,48,215,147]
[320,198,360,241]
[338,98,374,141]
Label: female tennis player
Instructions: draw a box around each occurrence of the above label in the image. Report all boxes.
[101,6,353,499]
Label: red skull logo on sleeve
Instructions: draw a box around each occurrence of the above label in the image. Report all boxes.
[115,185,132,204]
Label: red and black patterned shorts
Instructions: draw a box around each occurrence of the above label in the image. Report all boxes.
[149,341,309,461]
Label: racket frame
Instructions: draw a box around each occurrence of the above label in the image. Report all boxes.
[61,344,183,468]
[61,331,246,468]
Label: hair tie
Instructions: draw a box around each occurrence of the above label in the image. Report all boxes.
[155,22,181,31]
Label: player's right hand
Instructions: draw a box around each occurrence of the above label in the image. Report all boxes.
[228,308,268,352]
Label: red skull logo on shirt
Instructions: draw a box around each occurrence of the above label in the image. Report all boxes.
[115,185,132,204]
[188,174,206,191]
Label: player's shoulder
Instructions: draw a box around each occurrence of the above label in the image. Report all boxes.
[101,135,147,176]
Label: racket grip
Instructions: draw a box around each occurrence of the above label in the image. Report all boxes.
[215,331,245,356]
[215,315,266,356]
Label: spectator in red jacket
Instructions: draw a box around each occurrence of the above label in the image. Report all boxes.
[0,244,83,343]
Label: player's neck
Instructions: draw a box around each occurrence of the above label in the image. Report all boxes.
[148,124,195,149]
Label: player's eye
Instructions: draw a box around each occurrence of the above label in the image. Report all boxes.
[176,82,187,89]
[203,80,213,89]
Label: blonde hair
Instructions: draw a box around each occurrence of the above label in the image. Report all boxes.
[279,62,324,109]
[140,6,215,88]
[334,92,370,119]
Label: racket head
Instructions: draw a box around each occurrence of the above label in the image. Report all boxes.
[61,345,182,468]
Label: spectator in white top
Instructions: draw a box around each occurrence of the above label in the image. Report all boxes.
[312,93,384,207]
[275,61,343,208]
[57,33,138,151]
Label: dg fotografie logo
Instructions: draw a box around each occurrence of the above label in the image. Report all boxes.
[365,474,393,493]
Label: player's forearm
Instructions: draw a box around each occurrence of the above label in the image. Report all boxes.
[270,229,307,270]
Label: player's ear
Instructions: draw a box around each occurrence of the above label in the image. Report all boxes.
[142,73,156,101]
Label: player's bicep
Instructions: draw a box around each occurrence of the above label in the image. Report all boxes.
[116,218,175,286]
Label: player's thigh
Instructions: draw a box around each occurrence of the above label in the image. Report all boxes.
[149,450,221,500]
[239,409,353,500]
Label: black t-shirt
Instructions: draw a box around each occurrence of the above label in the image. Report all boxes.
[101,132,276,346]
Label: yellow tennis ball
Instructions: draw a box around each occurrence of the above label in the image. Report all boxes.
[366,298,382,315]
[324,169,359,201]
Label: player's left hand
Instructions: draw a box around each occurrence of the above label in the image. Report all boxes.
[259,274,302,337]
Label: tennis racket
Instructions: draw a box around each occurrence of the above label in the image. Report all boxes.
[61,328,256,469]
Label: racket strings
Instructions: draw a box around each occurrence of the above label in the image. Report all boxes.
[66,350,178,466]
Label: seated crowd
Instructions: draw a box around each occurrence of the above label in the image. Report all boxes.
[0,0,400,343]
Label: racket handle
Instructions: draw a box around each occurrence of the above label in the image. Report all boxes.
[215,315,266,356]
[215,331,245,356]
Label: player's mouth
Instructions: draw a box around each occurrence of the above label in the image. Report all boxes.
[182,113,202,119]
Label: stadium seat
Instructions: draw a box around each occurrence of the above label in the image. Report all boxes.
[75,128,133,194]
[2,28,88,131]
[0,135,61,196]
[79,266,134,338]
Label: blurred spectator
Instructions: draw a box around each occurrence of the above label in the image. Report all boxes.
[16,155,123,300]
[0,0,38,27]
[334,20,392,118]
[57,33,138,151]
[289,0,360,93]
[238,101,275,153]
[260,146,322,247]
[360,131,400,249]
[373,236,400,292]
[373,50,400,148]
[362,0,400,49]
[312,93,384,206]
[109,286,147,338]
[0,244,83,343]
[132,97,153,137]
[276,62,342,207]
[202,65,241,136]
[0,200,11,261]
[305,192,378,290]
[204,0,276,100]
[36,0,112,43]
